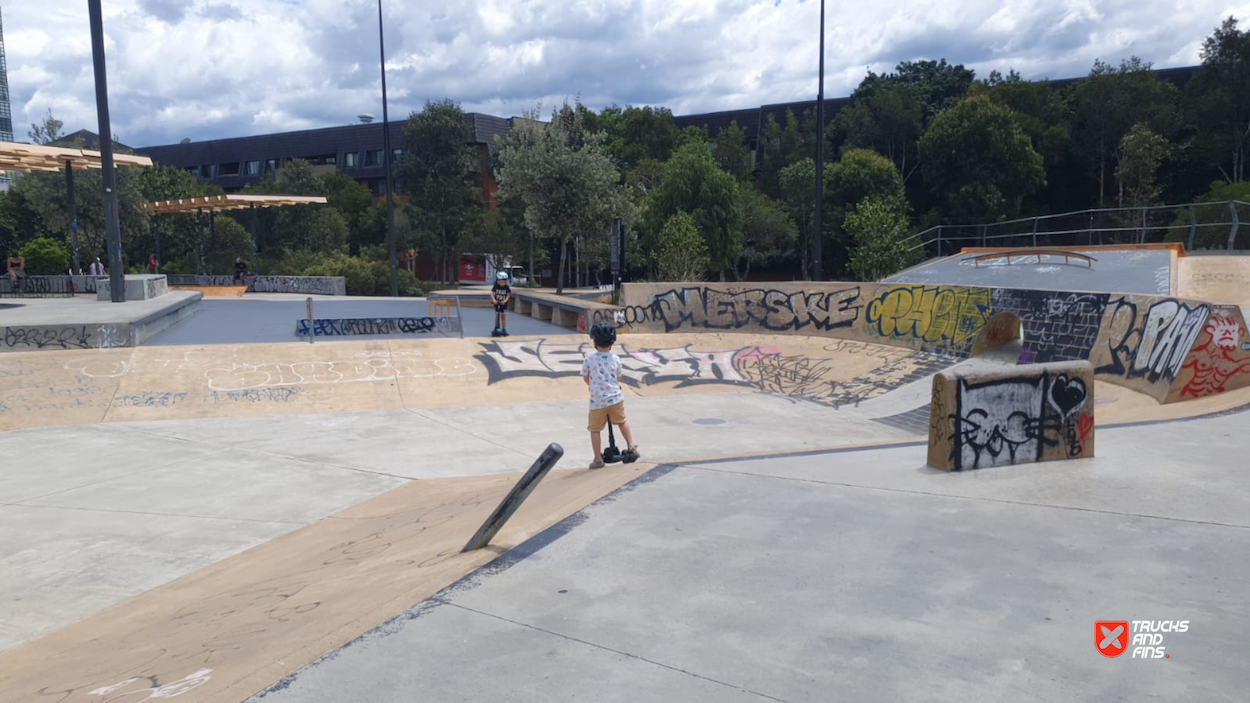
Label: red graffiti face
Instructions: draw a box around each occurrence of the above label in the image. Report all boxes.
[1208,314,1240,350]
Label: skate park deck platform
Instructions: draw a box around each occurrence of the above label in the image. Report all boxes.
[0,291,203,352]
[885,244,1179,295]
[3,271,1250,700]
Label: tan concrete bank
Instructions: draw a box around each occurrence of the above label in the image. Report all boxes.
[0,464,651,702]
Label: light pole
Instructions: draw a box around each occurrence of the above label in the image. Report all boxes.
[88,0,125,302]
[377,0,398,296]
[813,0,826,282]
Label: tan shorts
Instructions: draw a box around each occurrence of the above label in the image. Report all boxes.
[588,401,626,431]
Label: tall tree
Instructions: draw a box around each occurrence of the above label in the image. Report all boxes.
[1184,17,1250,184]
[598,105,680,171]
[713,121,754,181]
[1116,124,1170,208]
[833,83,924,182]
[844,196,916,282]
[397,99,482,282]
[735,186,797,281]
[919,94,1046,221]
[779,157,820,279]
[1069,57,1179,208]
[495,101,628,293]
[646,142,743,280]
[28,109,64,145]
[852,59,976,122]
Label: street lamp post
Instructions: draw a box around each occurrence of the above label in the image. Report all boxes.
[378,0,398,297]
[813,0,826,282]
[87,0,125,302]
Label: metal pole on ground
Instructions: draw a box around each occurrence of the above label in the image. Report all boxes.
[1228,201,1240,251]
[88,0,125,302]
[1188,205,1197,250]
[306,297,314,343]
[462,443,564,552]
[1031,217,1039,248]
[455,295,464,339]
[65,161,81,275]
[812,0,826,281]
[378,0,398,297]
[198,207,207,275]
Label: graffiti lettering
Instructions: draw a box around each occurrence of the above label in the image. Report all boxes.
[295,317,446,337]
[1097,298,1209,383]
[865,286,991,355]
[619,286,862,333]
[167,275,346,296]
[90,668,213,702]
[205,354,475,391]
[211,388,300,403]
[116,392,188,408]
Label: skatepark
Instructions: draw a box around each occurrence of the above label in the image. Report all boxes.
[2,245,1249,701]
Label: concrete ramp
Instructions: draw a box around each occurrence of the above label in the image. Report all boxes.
[1177,254,1250,310]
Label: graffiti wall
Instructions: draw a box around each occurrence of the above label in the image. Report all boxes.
[928,360,1095,471]
[166,275,347,296]
[622,282,1250,404]
[0,334,951,431]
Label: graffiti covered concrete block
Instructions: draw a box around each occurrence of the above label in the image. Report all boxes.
[928,360,1095,471]
[96,275,168,301]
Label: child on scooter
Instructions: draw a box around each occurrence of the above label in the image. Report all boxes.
[582,322,639,468]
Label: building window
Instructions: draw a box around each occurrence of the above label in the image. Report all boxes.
[264,159,279,174]
[219,162,240,177]
[343,152,358,168]
[364,150,385,167]
[199,164,215,179]
[392,149,403,163]
[245,161,261,176]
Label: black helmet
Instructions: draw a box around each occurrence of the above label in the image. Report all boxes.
[590,321,617,347]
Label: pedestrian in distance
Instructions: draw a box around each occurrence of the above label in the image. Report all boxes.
[234,256,249,284]
[582,322,640,469]
[88,257,105,276]
[6,251,25,287]
[491,271,512,337]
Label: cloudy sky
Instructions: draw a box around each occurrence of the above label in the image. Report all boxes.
[3,0,1246,148]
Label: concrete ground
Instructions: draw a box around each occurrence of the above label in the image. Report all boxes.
[253,410,1250,703]
[144,295,576,345]
[0,291,201,327]
[886,248,1173,295]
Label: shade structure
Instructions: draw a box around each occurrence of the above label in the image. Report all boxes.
[142,194,328,214]
[0,140,153,173]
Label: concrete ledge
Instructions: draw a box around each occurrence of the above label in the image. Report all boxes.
[165,275,347,296]
[131,293,203,345]
[513,291,621,331]
[96,275,168,302]
[928,360,1095,471]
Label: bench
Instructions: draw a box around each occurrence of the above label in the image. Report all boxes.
[964,249,1097,268]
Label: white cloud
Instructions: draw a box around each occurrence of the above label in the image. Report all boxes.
[1,0,1243,147]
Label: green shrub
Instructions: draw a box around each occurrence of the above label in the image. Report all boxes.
[19,237,70,275]
[303,255,377,296]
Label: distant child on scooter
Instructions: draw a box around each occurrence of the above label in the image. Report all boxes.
[583,322,639,469]
[491,271,512,337]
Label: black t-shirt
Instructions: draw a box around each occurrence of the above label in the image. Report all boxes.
[235,261,248,274]
[492,282,511,303]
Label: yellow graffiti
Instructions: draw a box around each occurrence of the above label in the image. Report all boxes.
[865,286,991,353]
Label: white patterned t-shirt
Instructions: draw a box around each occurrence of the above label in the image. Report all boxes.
[581,351,625,409]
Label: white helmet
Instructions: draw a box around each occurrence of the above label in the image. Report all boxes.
[497,271,509,280]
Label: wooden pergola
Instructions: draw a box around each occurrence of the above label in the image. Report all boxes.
[142,194,328,275]
[0,141,154,273]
